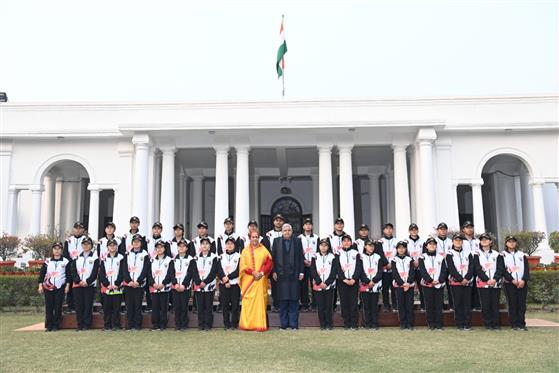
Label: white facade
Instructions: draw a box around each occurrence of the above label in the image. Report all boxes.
[1,96,558,261]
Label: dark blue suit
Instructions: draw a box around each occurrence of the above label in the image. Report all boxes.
[272,236,305,329]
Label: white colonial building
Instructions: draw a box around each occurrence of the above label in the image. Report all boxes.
[1,96,558,261]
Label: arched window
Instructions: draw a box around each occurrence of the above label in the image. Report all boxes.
[271,196,303,235]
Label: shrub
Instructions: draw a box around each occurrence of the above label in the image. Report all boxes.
[0,275,44,311]
[526,271,559,308]
[502,231,545,256]
[0,234,21,260]
[23,233,62,260]
[549,231,559,254]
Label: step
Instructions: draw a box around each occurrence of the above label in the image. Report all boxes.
[59,309,510,329]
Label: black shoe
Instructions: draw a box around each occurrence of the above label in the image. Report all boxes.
[521,327,528,331]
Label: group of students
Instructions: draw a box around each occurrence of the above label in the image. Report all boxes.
[38,215,529,332]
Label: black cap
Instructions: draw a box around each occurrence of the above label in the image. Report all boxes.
[132,234,143,242]
[152,222,163,229]
[383,223,394,229]
[479,233,492,241]
[225,237,237,245]
[273,214,285,222]
[51,242,63,249]
[130,216,140,223]
[334,217,344,224]
[81,237,93,245]
[73,221,84,229]
[224,217,234,224]
[425,237,436,245]
[505,235,517,242]
[461,221,474,229]
[319,238,330,246]
[173,223,185,231]
[107,238,118,246]
[408,223,419,230]
[197,221,209,229]
[303,218,313,225]
[359,224,369,231]
[437,222,448,230]
[341,234,352,242]
[396,240,408,248]
[452,233,465,241]
[364,239,375,246]
[155,240,166,248]
[178,239,188,246]
[199,237,211,245]
[105,221,116,229]
[248,219,258,227]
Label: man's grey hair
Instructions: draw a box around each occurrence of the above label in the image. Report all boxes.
[282,223,293,231]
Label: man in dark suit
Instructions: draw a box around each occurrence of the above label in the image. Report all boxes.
[272,223,305,330]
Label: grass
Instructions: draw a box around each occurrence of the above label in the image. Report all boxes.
[1,312,558,373]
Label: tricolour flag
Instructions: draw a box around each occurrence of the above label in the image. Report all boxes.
[276,15,287,79]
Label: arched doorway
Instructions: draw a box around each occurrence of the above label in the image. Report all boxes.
[481,154,533,244]
[267,196,306,236]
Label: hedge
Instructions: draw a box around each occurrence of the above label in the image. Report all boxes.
[1,271,558,310]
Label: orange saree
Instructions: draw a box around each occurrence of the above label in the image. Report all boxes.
[239,243,273,331]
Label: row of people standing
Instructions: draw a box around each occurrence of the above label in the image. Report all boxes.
[39,215,529,332]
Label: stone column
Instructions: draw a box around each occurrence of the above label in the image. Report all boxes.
[318,145,334,238]
[132,134,150,236]
[416,128,437,230]
[7,187,19,235]
[235,146,250,234]
[160,146,176,239]
[191,174,204,237]
[87,184,101,240]
[471,179,486,233]
[392,144,411,238]
[29,185,44,235]
[338,145,355,238]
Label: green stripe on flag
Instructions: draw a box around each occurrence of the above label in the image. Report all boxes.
[276,41,287,78]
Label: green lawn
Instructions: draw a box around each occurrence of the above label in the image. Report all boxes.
[1,312,558,372]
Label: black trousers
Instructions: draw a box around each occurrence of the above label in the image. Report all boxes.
[66,286,75,310]
[450,285,472,328]
[504,283,528,328]
[478,287,501,328]
[44,287,65,330]
[394,287,414,328]
[145,286,152,309]
[102,293,122,329]
[471,274,481,308]
[361,291,380,328]
[271,278,279,309]
[124,286,144,329]
[414,270,425,308]
[220,284,240,328]
[172,289,191,329]
[300,266,312,309]
[151,292,170,329]
[74,286,95,329]
[195,291,214,329]
[381,272,396,309]
[422,286,444,328]
[314,288,334,328]
[338,282,359,328]
[446,279,454,309]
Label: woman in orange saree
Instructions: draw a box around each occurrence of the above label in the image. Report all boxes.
[239,231,273,331]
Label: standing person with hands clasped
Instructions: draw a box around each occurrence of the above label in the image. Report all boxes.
[310,238,338,330]
[392,241,415,330]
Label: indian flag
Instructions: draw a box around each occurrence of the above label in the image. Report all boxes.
[276,15,287,79]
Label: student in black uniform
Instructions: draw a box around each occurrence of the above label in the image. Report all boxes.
[119,216,147,255]
[419,237,448,330]
[123,234,150,331]
[379,223,397,312]
[38,242,71,332]
[502,235,530,331]
[172,239,196,331]
[392,241,415,330]
[98,238,125,331]
[310,238,338,330]
[148,241,175,331]
[337,234,362,330]
[69,237,99,331]
[62,221,86,312]
[446,234,475,330]
[474,233,505,330]
[359,240,385,330]
[193,237,218,331]
[218,237,241,329]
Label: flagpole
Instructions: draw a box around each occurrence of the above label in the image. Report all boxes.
[282,14,285,98]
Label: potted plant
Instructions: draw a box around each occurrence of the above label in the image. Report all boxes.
[0,234,20,267]
[24,233,62,267]
[549,231,559,265]
[503,231,545,268]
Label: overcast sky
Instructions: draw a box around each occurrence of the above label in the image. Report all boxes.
[0,0,557,102]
